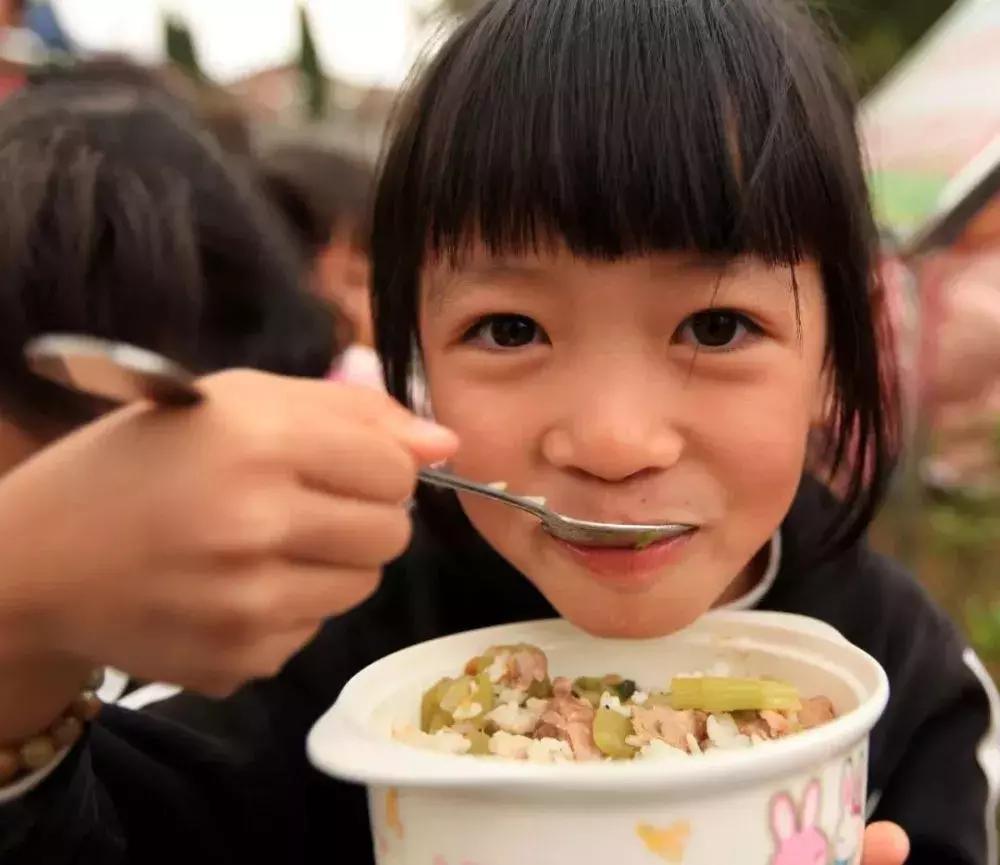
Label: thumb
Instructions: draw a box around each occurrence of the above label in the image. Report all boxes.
[861,822,910,865]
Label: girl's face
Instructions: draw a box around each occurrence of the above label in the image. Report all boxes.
[420,246,827,638]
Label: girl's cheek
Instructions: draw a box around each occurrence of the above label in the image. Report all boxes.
[427,375,545,466]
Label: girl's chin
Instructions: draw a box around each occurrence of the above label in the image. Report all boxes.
[544,594,704,640]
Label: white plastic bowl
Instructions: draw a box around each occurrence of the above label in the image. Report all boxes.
[308,611,888,865]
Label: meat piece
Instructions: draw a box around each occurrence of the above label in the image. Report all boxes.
[630,706,707,751]
[798,696,835,729]
[509,647,549,690]
[759,710,792,737]
[533,677,600,760]
[734,710,773,740]
[480,644,549,689]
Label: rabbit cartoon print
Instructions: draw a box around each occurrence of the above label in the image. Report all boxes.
[768,780,830,865]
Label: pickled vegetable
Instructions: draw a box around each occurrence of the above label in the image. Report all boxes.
[573,674,636,706]
[611,679,637,701]
[593,707,638,759]
[464,729,492,755]
[427,710,454,733]
[421,677,454,732]
[527,676,553,700]
[634,530,661,550]
[574,676,608,692]
[439,677,473,713]
[668,677,801,712]
[420,672,495,732]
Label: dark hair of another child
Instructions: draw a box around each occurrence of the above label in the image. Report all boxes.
[0,79,338,438]
[258,142,373,258]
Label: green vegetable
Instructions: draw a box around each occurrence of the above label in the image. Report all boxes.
[668,676,801,713]
[634,530,662,550]
[527,676,553,700]
[428,710,453,733]
[574,676,607,692]
[421,678,454,732]
[572,675,635,706]
[420,672,495,733]
[611,679,637,701]
[439,677,473,713]
[473,671,495,717]
[593,708,638,759]
[464,729,492,755]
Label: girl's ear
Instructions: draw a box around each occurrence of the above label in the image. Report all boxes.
[771,793,798,842]
[801,780,822,829]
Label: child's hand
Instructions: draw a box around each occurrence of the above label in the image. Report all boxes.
[0,372,457,741]
[862,822,910,865]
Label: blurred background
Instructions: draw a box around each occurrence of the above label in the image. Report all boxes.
[0,0,998,684]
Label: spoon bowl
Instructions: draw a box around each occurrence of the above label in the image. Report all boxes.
[417,467,692,547]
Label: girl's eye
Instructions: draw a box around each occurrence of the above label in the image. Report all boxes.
[676,309,761,351]
[463,314,547,349]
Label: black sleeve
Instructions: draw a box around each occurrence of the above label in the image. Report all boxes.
[0,673,320,865]
[865,557,998,865]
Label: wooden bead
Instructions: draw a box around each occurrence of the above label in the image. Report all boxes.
[50,715,83,749]
[87,668,106,692]
[0,748,19,784]
[19,736,55,771]
[70,692,102,722]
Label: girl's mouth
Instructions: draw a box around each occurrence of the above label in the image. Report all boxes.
[549,528,697,591]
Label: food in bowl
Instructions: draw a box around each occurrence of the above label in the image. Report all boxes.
[393,643,836,763]
[308,614,889,865]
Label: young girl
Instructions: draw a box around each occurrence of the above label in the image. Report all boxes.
[0,2,993,864]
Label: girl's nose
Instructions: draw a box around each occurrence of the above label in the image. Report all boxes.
[541,381,685,483]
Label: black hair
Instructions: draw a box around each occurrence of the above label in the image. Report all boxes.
[259,142,373,257]
[28,56,255,158]
[0,79,337,437]
[372,0,899,552]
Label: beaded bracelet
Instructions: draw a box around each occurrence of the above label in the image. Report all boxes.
[0,668,104,786]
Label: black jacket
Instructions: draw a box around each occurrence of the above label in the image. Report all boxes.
[1,480,996,864]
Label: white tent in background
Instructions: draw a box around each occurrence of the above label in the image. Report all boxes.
[860,0,1000,498]
[861,0,1000,252]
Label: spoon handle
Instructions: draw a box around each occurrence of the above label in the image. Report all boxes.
[417,468,547,519]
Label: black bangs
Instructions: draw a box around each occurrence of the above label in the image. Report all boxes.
[377,0,868,269]
[373,0,898,555]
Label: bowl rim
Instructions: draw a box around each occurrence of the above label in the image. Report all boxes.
[307,611,889,796]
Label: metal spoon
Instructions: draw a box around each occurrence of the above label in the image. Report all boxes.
[24,334,694,549]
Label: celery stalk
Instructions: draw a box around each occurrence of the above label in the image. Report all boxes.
[668,676,801,712]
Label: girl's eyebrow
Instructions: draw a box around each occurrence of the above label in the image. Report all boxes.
[427,254,737,309]
[427,263,551,309]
